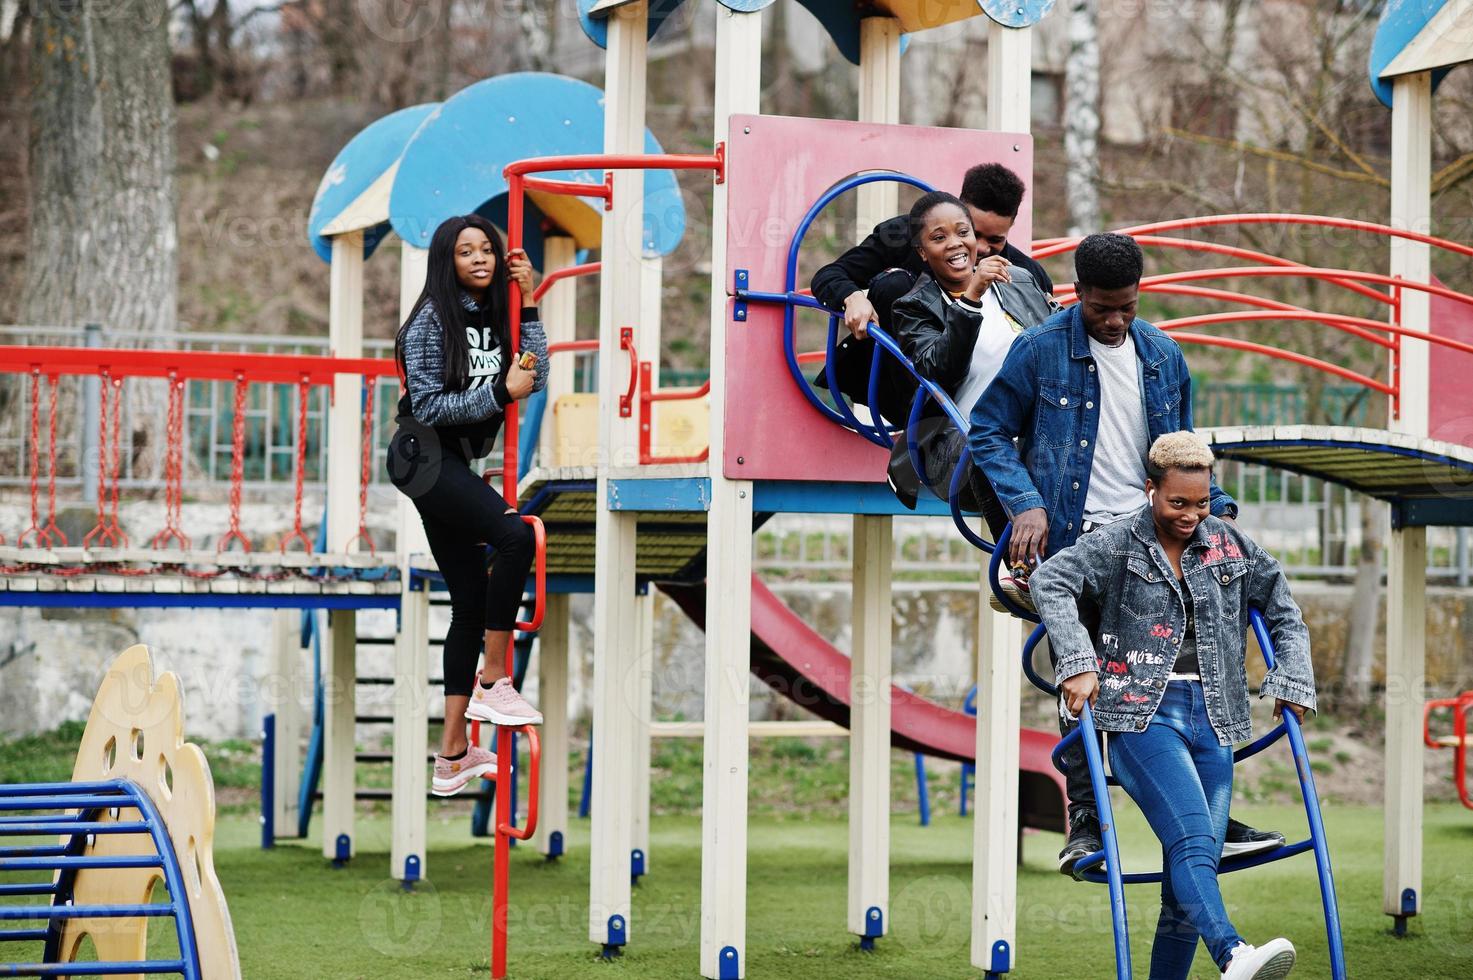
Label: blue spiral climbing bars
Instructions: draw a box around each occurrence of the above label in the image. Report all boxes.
[1015,590,1347,980]
[0,778,202,978]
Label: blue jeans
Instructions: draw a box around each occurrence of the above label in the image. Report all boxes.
[1108,681,1243,977]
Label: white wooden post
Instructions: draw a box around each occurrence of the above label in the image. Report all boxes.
[322,230,364,861]
[389,239,433,880]
[540,235,579,466]
[701,7,761,978]
[589,0,648,953]
[269,610,304,838]
[972,20,1031,975]
[848,14,901,947]
[391,585,430,881]
[536,593,571,858]
[1384,70,1432,929]
[631,589,655,877]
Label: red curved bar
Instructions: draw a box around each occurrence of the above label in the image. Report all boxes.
[1169,332,1393,394]
[618,327,638,418]
[504,150,725,181]
[498,725,540,841]
[1034,214,1473,261]
[1139,266,1473,316]
[637,361,712,465]
[547,339,600,356]
[1155,311,1401,350]
[533,262,601,303]
[512,515,546,635]
[524,174,612,204]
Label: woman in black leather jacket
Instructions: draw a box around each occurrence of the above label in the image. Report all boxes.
[888,191,1056,537]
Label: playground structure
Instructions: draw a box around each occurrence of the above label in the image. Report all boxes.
[0,1,1471,978]
[0,645,240,977]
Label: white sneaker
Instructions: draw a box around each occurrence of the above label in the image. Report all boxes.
[466,674,544,726]
[1222,939,1296,979]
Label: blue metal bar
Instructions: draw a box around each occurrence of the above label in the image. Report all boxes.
[1250,609,1345,980]
[0,927,49,942]
[0,904,174,921]
[1021,623,1055,697]
[0,822,150,837]
[771,171,934,431]
[0,961,188,976]
[0,855,161,871]
[0,592,398,611]
[823,312,889,447]
[905,388,929,492]
[1232,722,1287,763]
[0,782,133,798]
[260,713,275,849]
[0,883,54,898]
[0,847,69,859]
[1077,705,1131,979]
[914,754,930,827]
[866,341,893,448]
[1075,839,1317,885]
[948,457,993,554]
[0,797,136,813]
[124,780,202,980]
[578,739,593,820]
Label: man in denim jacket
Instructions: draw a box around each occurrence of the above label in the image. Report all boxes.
[967,233,1281,872]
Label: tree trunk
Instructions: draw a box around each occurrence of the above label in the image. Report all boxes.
[23,0,177,340]
[1343,499,1384,709]
[1063,0,1100,237]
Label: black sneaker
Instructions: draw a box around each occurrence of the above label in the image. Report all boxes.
[1058,811,1103,877]
[1222,818,1285,859]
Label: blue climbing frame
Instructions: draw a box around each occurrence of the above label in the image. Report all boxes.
[0,779,203,977]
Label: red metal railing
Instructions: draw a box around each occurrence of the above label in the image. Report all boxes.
[1037,216,1473,422]
[638,363,710,465]
[0,347,397,562]
[492,146,727,980]
[1424,692,1473,810]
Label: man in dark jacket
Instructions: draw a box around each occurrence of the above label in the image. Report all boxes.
[811,162,1054,339]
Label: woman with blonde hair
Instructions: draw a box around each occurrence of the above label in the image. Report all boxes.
[1032,431,1317,979]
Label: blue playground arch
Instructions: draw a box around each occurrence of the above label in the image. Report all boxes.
[308,72,687,266]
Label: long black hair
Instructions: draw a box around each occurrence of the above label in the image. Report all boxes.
[395,214,511,392]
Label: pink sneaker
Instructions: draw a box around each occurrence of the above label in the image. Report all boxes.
[431,744,500,797]
[466,674,544,727]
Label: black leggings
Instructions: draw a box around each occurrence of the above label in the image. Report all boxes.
[387,423,535,697]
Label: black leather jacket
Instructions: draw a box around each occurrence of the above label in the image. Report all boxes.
[893,267,1058,399]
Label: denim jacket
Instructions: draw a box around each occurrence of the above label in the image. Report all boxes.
[1031,508,1317,744]
[967,305,1236,557]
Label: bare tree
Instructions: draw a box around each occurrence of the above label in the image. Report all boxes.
[23,0,177,340]
[1063,0,1099,236]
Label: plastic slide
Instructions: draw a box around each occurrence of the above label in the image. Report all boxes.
[661,575,1068,833]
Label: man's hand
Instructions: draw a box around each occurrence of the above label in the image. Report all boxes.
[1061,671,1099,718]
[507,247,535,300]
[842,291,877,339]
[964,255,1012,302]
[505,359,536,401]
[1009,507,1048,566]
[1273,699,1308,724]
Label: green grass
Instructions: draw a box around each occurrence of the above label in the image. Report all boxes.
[182,804,1473,977]
[6,731,1472,977]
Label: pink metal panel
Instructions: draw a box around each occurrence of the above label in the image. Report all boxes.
[1429,273,1473,448]
[721,113,1033,481]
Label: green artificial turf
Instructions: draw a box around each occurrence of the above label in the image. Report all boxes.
[203,802,1470,978]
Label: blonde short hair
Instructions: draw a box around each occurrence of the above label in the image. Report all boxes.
[1146,431,1214,479]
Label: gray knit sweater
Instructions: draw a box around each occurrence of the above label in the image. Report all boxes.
[400,291,549,428]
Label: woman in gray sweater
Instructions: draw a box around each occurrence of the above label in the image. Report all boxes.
[386,214,548,797]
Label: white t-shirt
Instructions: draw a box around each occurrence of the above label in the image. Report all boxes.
[1083,335,1149,523]
[951,287,1021,415]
